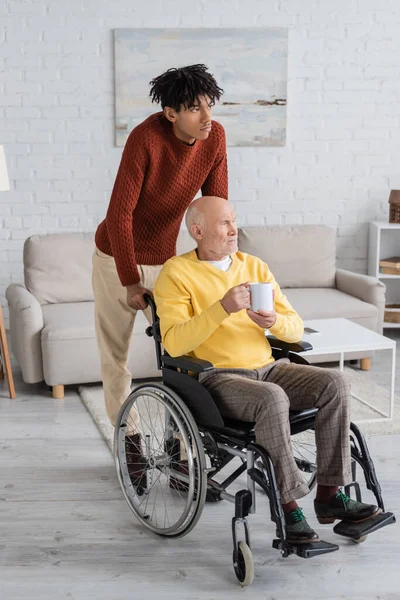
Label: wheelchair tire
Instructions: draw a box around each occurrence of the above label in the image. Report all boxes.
[114,383,207,538]
[233,541,254,587]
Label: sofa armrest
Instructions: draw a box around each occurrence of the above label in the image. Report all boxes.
[6,284,44,383]
[335,269,386,333]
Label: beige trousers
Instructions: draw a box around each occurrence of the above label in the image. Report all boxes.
[92,248,163,426]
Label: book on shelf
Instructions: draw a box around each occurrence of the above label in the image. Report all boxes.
[379,256,400,269]
[381,267,400,275]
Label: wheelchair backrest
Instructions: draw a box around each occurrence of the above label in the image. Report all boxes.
[144,294,225,429]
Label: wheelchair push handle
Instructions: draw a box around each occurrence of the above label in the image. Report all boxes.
[143,293,159,339]
[143,293,163,368]
[144,293,157,315]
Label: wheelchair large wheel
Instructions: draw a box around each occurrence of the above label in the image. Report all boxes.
[114,383,207,538]
[290,428,377,500]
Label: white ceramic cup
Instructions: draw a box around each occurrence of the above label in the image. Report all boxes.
[249,282,274,312]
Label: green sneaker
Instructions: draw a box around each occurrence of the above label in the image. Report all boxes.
[314,489,381,524]
[277,508,320,544]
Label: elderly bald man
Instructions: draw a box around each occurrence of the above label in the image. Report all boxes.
[153,196,379,544]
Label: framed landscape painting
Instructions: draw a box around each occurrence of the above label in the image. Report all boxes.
[114,28,288,147]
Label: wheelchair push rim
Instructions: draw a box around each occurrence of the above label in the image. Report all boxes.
[114,383,207,537]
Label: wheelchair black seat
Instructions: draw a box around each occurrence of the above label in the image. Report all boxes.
[211,408,319,440]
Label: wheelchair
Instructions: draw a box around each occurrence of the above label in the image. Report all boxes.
[114,296,395,587]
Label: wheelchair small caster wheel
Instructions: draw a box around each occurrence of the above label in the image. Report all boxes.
[136,486,145,497]
[233,541,254,587]
[352,535,368,544]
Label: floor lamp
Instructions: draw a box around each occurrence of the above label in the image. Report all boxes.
[0,145,16,398]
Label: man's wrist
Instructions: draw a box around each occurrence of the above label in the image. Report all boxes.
[268,313,279,329]
[220,299,230,315]
[126,283,142,292]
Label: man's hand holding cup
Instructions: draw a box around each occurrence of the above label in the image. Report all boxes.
[247,282,276,329]
[220,282,251,315]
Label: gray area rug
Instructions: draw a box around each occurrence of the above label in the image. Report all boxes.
[79,367,400,453]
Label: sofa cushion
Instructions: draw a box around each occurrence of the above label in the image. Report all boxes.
[238,225,336,288]
[24,232,95,304]
[24,229,196,305]
[40,302,159,384]
[41,301,149,341]
[41,301,96,341]
[285,288,378,331]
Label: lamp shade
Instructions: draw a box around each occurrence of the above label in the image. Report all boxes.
[0,145,10,191]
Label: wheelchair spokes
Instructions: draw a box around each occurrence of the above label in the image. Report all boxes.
[114,384,207,537]
[291,430,317,490]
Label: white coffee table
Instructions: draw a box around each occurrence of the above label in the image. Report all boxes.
[299,318,396,423]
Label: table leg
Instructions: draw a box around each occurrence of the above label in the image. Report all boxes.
[350,348,395,422]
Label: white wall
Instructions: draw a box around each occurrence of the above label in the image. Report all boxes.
[1,0,400,325]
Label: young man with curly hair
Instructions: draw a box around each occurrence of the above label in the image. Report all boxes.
[93,64,228,434]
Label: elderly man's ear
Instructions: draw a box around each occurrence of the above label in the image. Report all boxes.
[190,224,204,241]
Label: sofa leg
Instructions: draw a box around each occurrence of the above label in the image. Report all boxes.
[52,385,64,399]
[360,358,371,371]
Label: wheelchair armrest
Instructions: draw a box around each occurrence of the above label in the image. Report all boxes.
[266,335,313,354]
[161,354,215,373]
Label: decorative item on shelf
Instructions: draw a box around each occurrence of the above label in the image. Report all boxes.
[388,189,400,223]
[384,304,400,324]
[379,256,400,275]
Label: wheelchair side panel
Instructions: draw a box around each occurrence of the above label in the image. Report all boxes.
[162,369,225,429]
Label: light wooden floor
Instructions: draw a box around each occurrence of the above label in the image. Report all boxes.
[1,332,400,600]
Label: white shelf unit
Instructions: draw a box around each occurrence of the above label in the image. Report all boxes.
[368,221,400,329]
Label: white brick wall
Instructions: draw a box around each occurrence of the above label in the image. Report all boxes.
[1,0,400,325]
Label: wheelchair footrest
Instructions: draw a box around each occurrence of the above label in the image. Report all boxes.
[272,538,339,558]
[333,511,396,539]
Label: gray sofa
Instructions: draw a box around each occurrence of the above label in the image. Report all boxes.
[6,225,386,398]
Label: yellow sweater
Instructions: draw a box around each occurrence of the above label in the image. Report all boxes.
[153,250,304,370]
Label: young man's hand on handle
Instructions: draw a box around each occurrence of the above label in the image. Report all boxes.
[220,282,251,315]
[127,283,153,311]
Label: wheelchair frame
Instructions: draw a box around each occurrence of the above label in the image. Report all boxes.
[114,295,395,586]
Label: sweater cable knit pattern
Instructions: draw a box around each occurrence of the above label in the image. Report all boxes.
[95,112,228,286]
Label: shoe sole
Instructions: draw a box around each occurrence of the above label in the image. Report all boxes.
[317,507,382,525]
[287,537,321,544]
[277,534,321,544]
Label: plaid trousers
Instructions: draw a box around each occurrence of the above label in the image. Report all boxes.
[199,361,352,504]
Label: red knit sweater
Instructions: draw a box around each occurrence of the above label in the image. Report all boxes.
[95,112,228,286]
